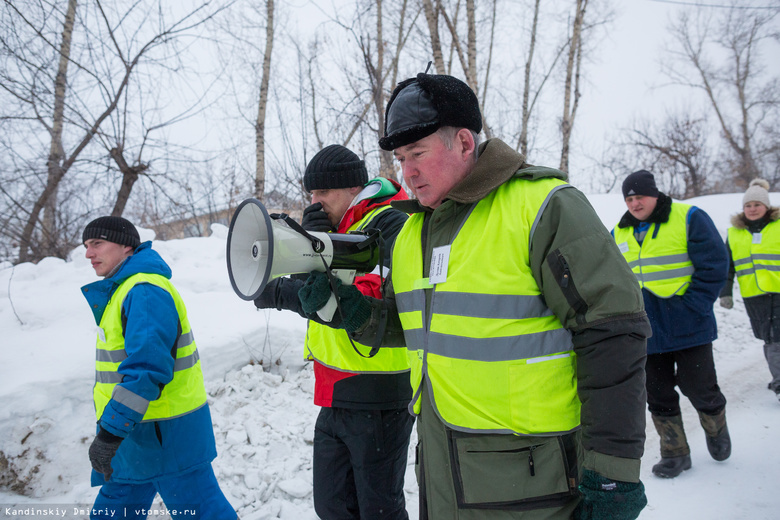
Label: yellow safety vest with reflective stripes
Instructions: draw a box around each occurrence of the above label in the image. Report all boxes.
[94,273,208,421]
[613,203,694,298]
[305,206,410,374]
[727,220,780,297]
[392,177,580,435]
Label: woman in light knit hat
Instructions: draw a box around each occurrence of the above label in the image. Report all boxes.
[720,179,780,401]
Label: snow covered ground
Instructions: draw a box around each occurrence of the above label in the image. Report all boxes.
[1,192,778,519]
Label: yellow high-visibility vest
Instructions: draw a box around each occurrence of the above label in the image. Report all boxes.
[392,177,580,435]
[305,206,410,374]
[728,220,780,297]
[94,273,207,421]
[613,203,694,298]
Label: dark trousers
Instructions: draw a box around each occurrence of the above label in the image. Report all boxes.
[313,406,414,520]
[645,343,727,417]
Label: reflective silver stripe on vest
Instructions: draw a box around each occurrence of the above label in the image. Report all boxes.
[96,331,195,365]
[112,385,150,415]
[174,349,200,371]
[178,331,194,349]
[752,254,780,262]
[97,346,199,384]
[635,265,695,282]
[738,264,780,277]
[396,289,426,314]
[96,370,123,384]
[733,257,753,267]
[426,328,572,362]
[633,253,691,267]
[432,292,554,319]
[97,349,128,363]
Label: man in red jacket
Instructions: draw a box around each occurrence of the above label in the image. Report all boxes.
[254,144,413,520]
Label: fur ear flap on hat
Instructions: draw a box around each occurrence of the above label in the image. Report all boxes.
[743,178,771,208]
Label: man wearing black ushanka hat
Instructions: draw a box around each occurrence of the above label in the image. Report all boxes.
[298,71,652,519]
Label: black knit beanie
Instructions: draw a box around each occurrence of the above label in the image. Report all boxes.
[303,145,368,192]
[622,170,659,199]
[82,216,141,249]
[379,73,482,151]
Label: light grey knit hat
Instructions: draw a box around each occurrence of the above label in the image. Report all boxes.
[743,178,771,208]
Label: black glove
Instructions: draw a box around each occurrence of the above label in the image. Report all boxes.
[254,277,309,317]
[88,427,124,481]
[301,202,334,232]
[254,278,281,309]
[574,469,647,520]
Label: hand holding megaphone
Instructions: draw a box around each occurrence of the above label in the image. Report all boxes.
[299,271,373,331]
[226,198,381,323]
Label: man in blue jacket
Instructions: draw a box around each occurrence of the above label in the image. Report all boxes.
[81,216,235,519]
[613,170,731,479]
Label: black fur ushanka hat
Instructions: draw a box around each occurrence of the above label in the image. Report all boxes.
[378,73,482,151]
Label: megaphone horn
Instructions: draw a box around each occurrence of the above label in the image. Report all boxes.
[226,198,381,302]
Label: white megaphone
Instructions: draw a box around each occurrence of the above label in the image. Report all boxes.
[226,198,382,321]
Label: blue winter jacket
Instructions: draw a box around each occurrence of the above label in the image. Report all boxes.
[81,242,217,485]
[614,198,728,354]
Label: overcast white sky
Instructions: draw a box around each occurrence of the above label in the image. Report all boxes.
[281,0,780,188]
[577,0,780,179]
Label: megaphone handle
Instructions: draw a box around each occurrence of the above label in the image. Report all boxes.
[317,293,339,322]
[315,269,356,322]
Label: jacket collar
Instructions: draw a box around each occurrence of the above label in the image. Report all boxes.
[730,207,780,231]
[338,178,408,232]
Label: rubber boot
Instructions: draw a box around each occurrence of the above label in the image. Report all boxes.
[698,409,731,461]
[651,414,692,478]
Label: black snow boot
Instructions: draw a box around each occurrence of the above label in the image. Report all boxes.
[652,454,692,478]
[698,409,731,461]
[651,414,692,478]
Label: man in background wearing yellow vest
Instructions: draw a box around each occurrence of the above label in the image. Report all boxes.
[81,216,235,519]
[613,170,731,479]
[298,74,651,520]
[254,145,414,519]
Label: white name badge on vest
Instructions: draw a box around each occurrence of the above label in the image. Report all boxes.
[618,242,629,254]
[429,245,451,285]
[97,326,106,342]
[753,233,762,244]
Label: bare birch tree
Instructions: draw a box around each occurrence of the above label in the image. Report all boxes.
[424,0,496,138]
[630,114,717,198]
[559,0,587,173]
[663,3,780,189]
[255,0,274,200]
[0,0,227,262]
[421,0,445,74]
[518,0,541,156]
[317,0,418,181]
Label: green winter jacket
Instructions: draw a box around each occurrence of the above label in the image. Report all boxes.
[354,138,650,483]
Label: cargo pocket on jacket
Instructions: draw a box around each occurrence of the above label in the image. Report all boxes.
[447,429,579,511]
